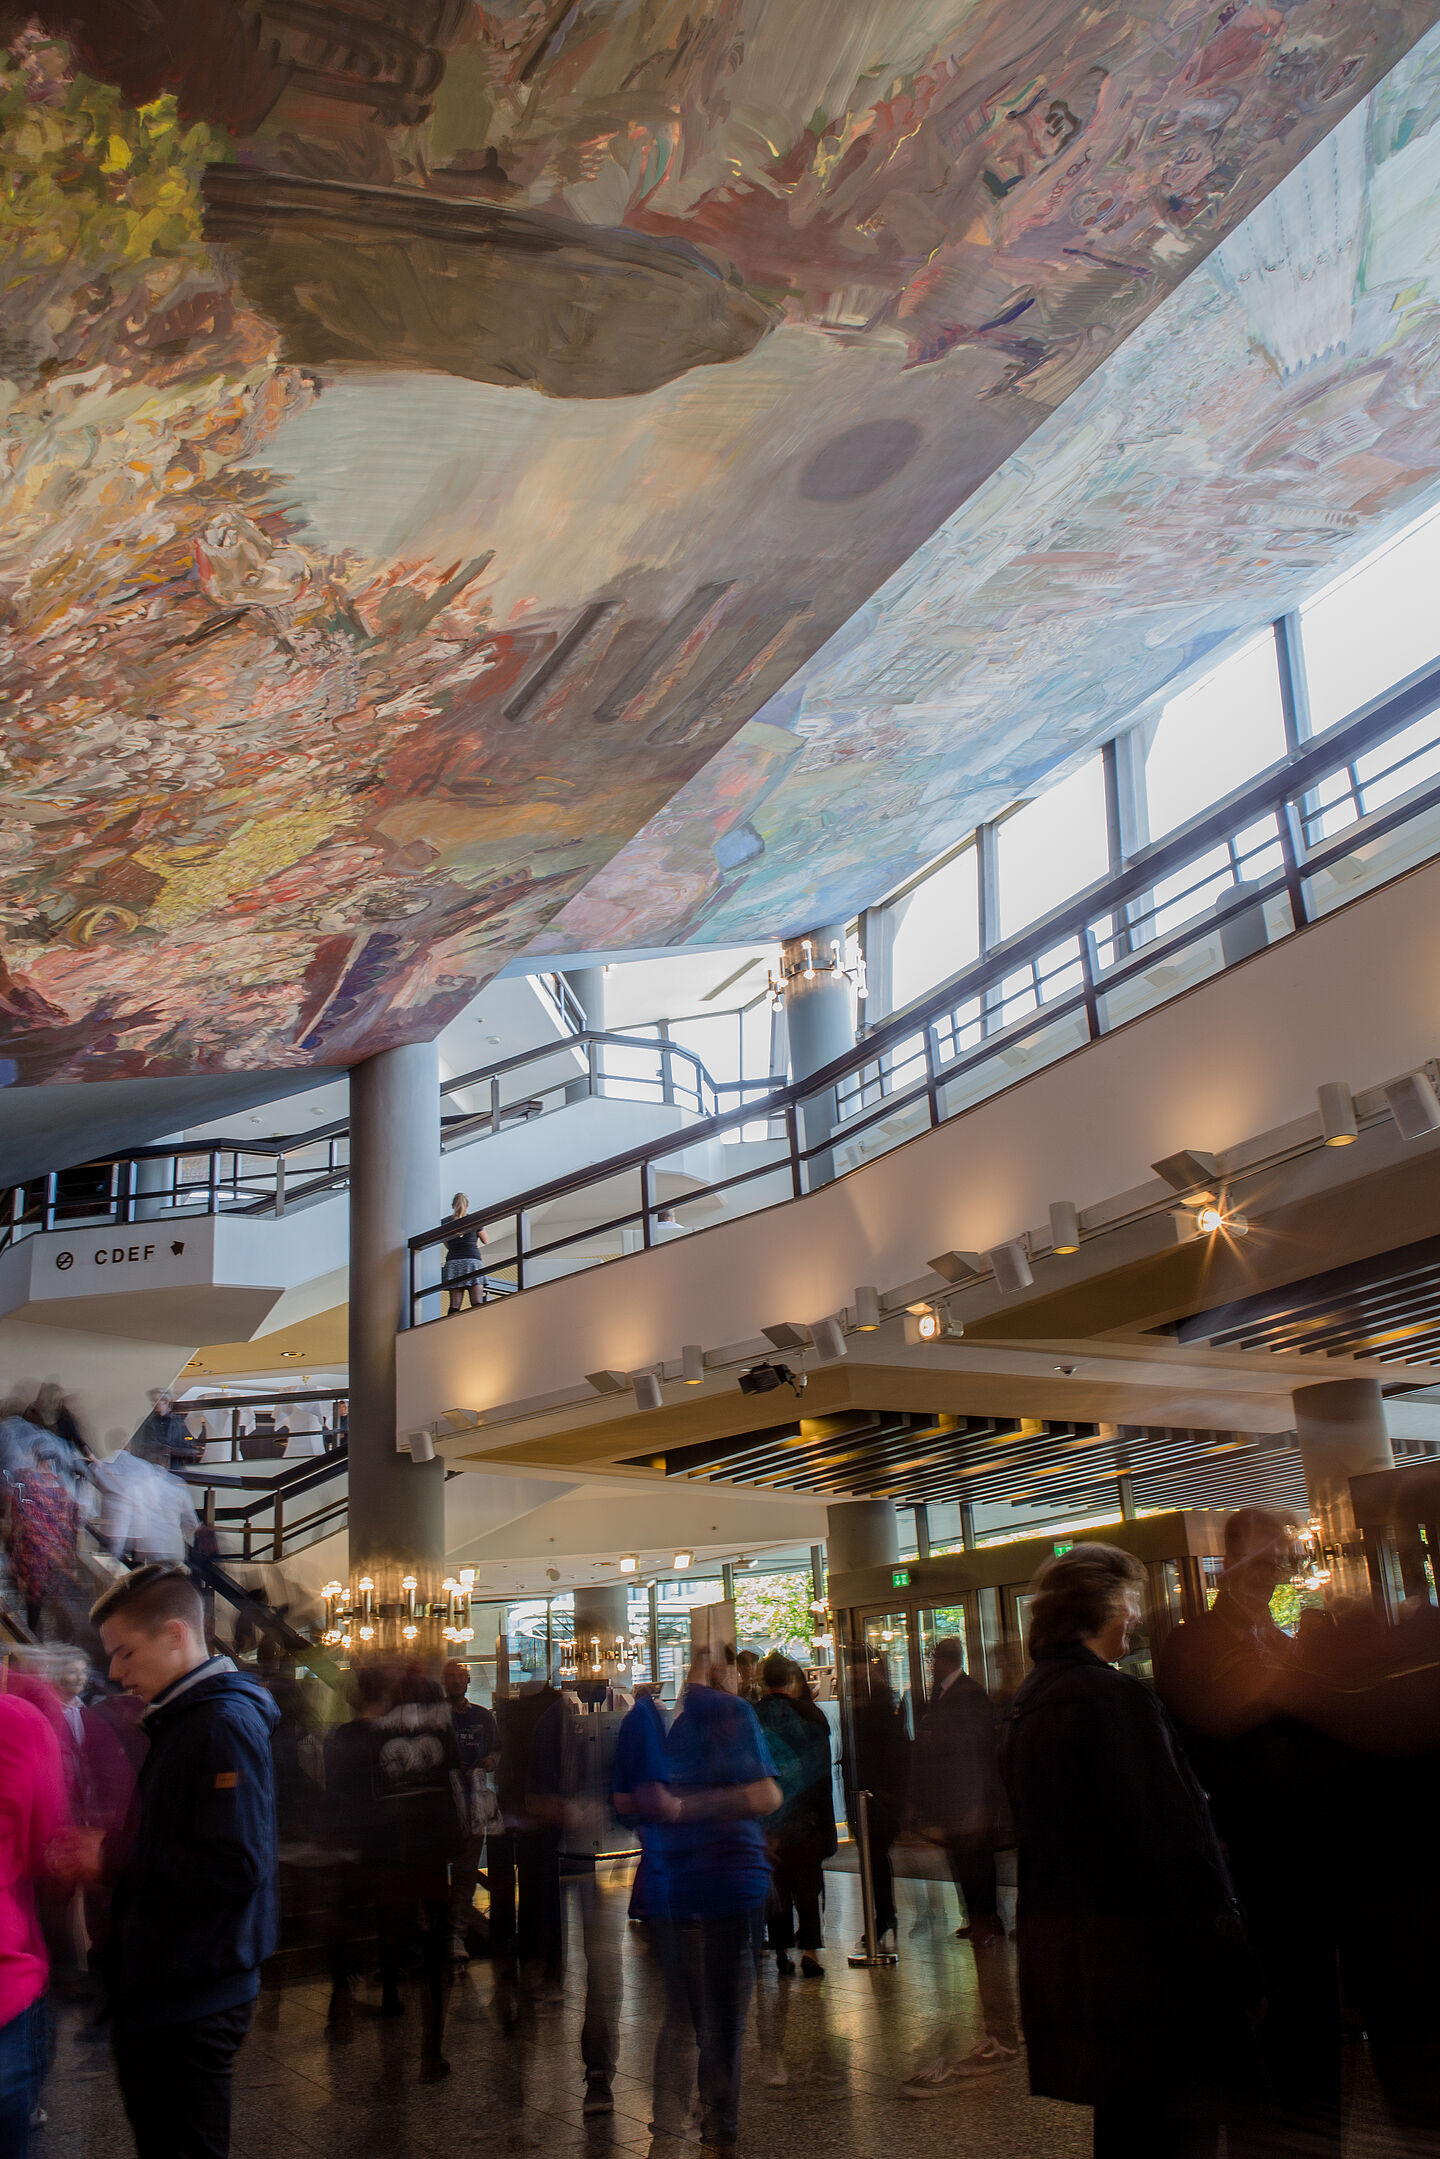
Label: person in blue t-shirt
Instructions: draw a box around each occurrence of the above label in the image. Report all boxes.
[616,1646,779,2151]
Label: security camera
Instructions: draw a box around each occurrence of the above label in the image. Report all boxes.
[738,1362,806,1398]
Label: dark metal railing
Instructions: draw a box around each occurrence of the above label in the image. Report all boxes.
[0,1028,776,1249]
[180,1444,350,1564]
[409,654,1440,1320]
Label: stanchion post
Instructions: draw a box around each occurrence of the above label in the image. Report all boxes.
[847,1789,897,1968]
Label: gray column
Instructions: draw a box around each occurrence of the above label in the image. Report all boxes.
[572,1582,629,1677]
[784,925,854,1189]
[348,1042,444,1590]
[1293,1378,1393,1600]
[825,1499,899,1578]
[562,967,604,1103]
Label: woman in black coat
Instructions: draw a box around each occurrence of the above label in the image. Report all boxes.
[756,1655,837,1976]
[998,1546,1258,2159]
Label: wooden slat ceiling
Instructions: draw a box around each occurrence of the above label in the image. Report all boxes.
[1173,1233,1440,1366]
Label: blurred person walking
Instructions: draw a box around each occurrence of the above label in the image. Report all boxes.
[490,1673,564,2009]
[647,1641,781,2154]
[755,1656,835,1977]
[128,1394,201,1474]
[0,1688,65,2159]
[371,1669,465,2077]
[86,1565,279,2159]
[441,1659,498,1961]
[902,1633,1017,2092]
[848,1651,910,1956]
[1001,1545,1258,2159]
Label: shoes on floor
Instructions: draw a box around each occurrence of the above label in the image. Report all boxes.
[953,2037,1019,2076]
[901,2062,962,2099]
[418,2054,451,2083]
[775,1953,795,1976]
[800,1954,824,1979]
[852,1929,898,1957]
[583,2077,614,2117]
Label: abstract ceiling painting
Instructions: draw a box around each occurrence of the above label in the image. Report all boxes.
[541,23,1440,952]
[0,0,1435,1077]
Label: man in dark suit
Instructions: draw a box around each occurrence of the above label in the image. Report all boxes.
[903,1636,1017,2095]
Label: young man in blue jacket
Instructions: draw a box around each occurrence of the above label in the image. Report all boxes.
[87,1565,280,2159]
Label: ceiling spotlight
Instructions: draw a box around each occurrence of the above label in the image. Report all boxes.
[673,1550,693,1570]
[762,1321,813,1351]
[586,1369,631,1395]
[810,1316,847,1363]
[681,1344,705,1385]
[632,1371,663,1412]
[1385,1070,1440,1141]
[406,1429,436,1463]
[854,1285,881,1331]
[738,1362,806,1397]
[911,1307,962,1343]
[1317,1081,1358,1146]
[459,1567,476,1589]
[619,1553,639,1574]
[1151,1148,1217,1195]
[1048,1200,1080,1255]
[1196,1204,1249,1237]
[988,1240,1034,1294]
[927,1250,983,1284]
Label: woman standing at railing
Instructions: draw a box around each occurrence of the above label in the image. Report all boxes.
[442,1193,489,1314]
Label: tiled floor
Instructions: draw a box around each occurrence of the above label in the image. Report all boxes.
[42,1867,1411,2159]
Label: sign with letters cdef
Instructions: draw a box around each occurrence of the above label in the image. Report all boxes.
[891,1567,910,1588]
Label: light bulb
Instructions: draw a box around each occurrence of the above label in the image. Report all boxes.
[459,1568,476,1589]
[619,1553,638,1574]
[673,1550,693,1570]
[358,1625,374,1641]
[358,1576,375,1593]
[1196,1206,1224,1234]
[402,1624,418,1641]
[401,1575,418,1591]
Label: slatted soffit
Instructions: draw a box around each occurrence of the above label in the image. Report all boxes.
[624,1414,1310,1517]
[1173,1235,1440,1367]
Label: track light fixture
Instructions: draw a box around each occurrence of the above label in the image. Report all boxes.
[854,1285,882,1331]
[810,1316,847,1363]
[632,1371,663,1412]
[762,1321,813,1351]
[586,1370,630,1396]
[619,1553,639,1574]
[404,1429,436,1462]
[1151,1148,1217,1195]
[988,1240,1034,1294]
[681,1344,705,1385]
[927,1250,983,1284]
[1048,1200,1080,1255]
[1317,1081,1358,1146]
[1385,1069,1440,1141]
[673,1550,693,1570]
[738,1362,806,1397]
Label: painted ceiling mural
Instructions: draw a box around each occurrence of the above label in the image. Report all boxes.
[0,0,1435,1079]
[539,21,1440,952]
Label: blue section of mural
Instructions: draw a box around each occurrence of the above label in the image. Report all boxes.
[539,26,1440,952]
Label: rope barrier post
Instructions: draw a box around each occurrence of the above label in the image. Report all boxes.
[847,1788,896,1967]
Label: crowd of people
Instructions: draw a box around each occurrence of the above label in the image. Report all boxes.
[0,1505,1434,2159]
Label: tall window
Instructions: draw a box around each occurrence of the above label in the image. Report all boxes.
[1300,503,1440,735]
[888,845,980,1010]
[997,757,1109,938]
[1143,632,1286,842]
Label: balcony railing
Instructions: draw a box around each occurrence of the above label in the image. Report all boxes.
[409,653,1440,1319]
[0,1029,774,1249]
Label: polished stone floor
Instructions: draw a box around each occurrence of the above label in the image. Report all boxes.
[42,1867,1412,2159]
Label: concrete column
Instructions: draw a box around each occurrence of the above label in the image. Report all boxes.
[572,1581,628,1676]
[784,925,854,1188]
[825,1499,899,1578]
[562,967,604,1102]
[348,1042,444,1591]
[1293,1378,1394,1600]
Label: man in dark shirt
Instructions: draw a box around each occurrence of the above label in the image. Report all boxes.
[442,1659,499,1959]
[86,1565,279,2159]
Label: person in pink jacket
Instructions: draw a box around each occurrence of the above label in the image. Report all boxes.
[0,1690,65,2159]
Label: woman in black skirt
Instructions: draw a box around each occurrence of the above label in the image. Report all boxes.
[442,1191,489,1313]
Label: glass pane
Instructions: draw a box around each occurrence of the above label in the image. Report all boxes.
[889,846,981,1011]
[1302,504,1440,734]
[997,758,1109,938]
[1144,633,1286,841]
[858,1612,913,1720]
[936,1007,1090,1120]
[917,1605,970,1704]
[668,1013,739,1092]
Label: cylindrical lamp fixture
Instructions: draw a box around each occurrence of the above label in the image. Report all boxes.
[1048,1200,1080,1254]
[633,1371,663,1412]
[1385,1070,1440,1140]
[1317,1081,1358,1146]
[988,1239,1034,1293]
[811,1316,847,1363]
[681,1344,705,1386]
[854,1285,881,1331]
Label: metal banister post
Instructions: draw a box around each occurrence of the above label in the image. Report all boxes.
[846,1790,896,1967]
[274,1153,286,1218]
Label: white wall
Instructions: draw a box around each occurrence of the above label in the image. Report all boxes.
[0,1318,196,1450]
[399,855,1440,1426]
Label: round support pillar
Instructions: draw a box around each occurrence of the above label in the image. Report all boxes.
[572,1582,630,1680]
[1292,1378,1393,1601]
[348,1042,444,1606]
[826,1499,900,1578]
[783,925,854,1188]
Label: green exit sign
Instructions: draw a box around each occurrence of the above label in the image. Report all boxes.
[1053,1540,1074,1557]
[891,1567,911,1588]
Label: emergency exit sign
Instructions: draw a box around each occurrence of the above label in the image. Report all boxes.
[891,1567,910,1588]
[1053,1540,1074,1556]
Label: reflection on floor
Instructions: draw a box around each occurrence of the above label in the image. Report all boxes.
[44,1868,1409,2159]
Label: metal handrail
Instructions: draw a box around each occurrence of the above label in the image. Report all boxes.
[0,1028,778,1247]
[408,654,1440,1317]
